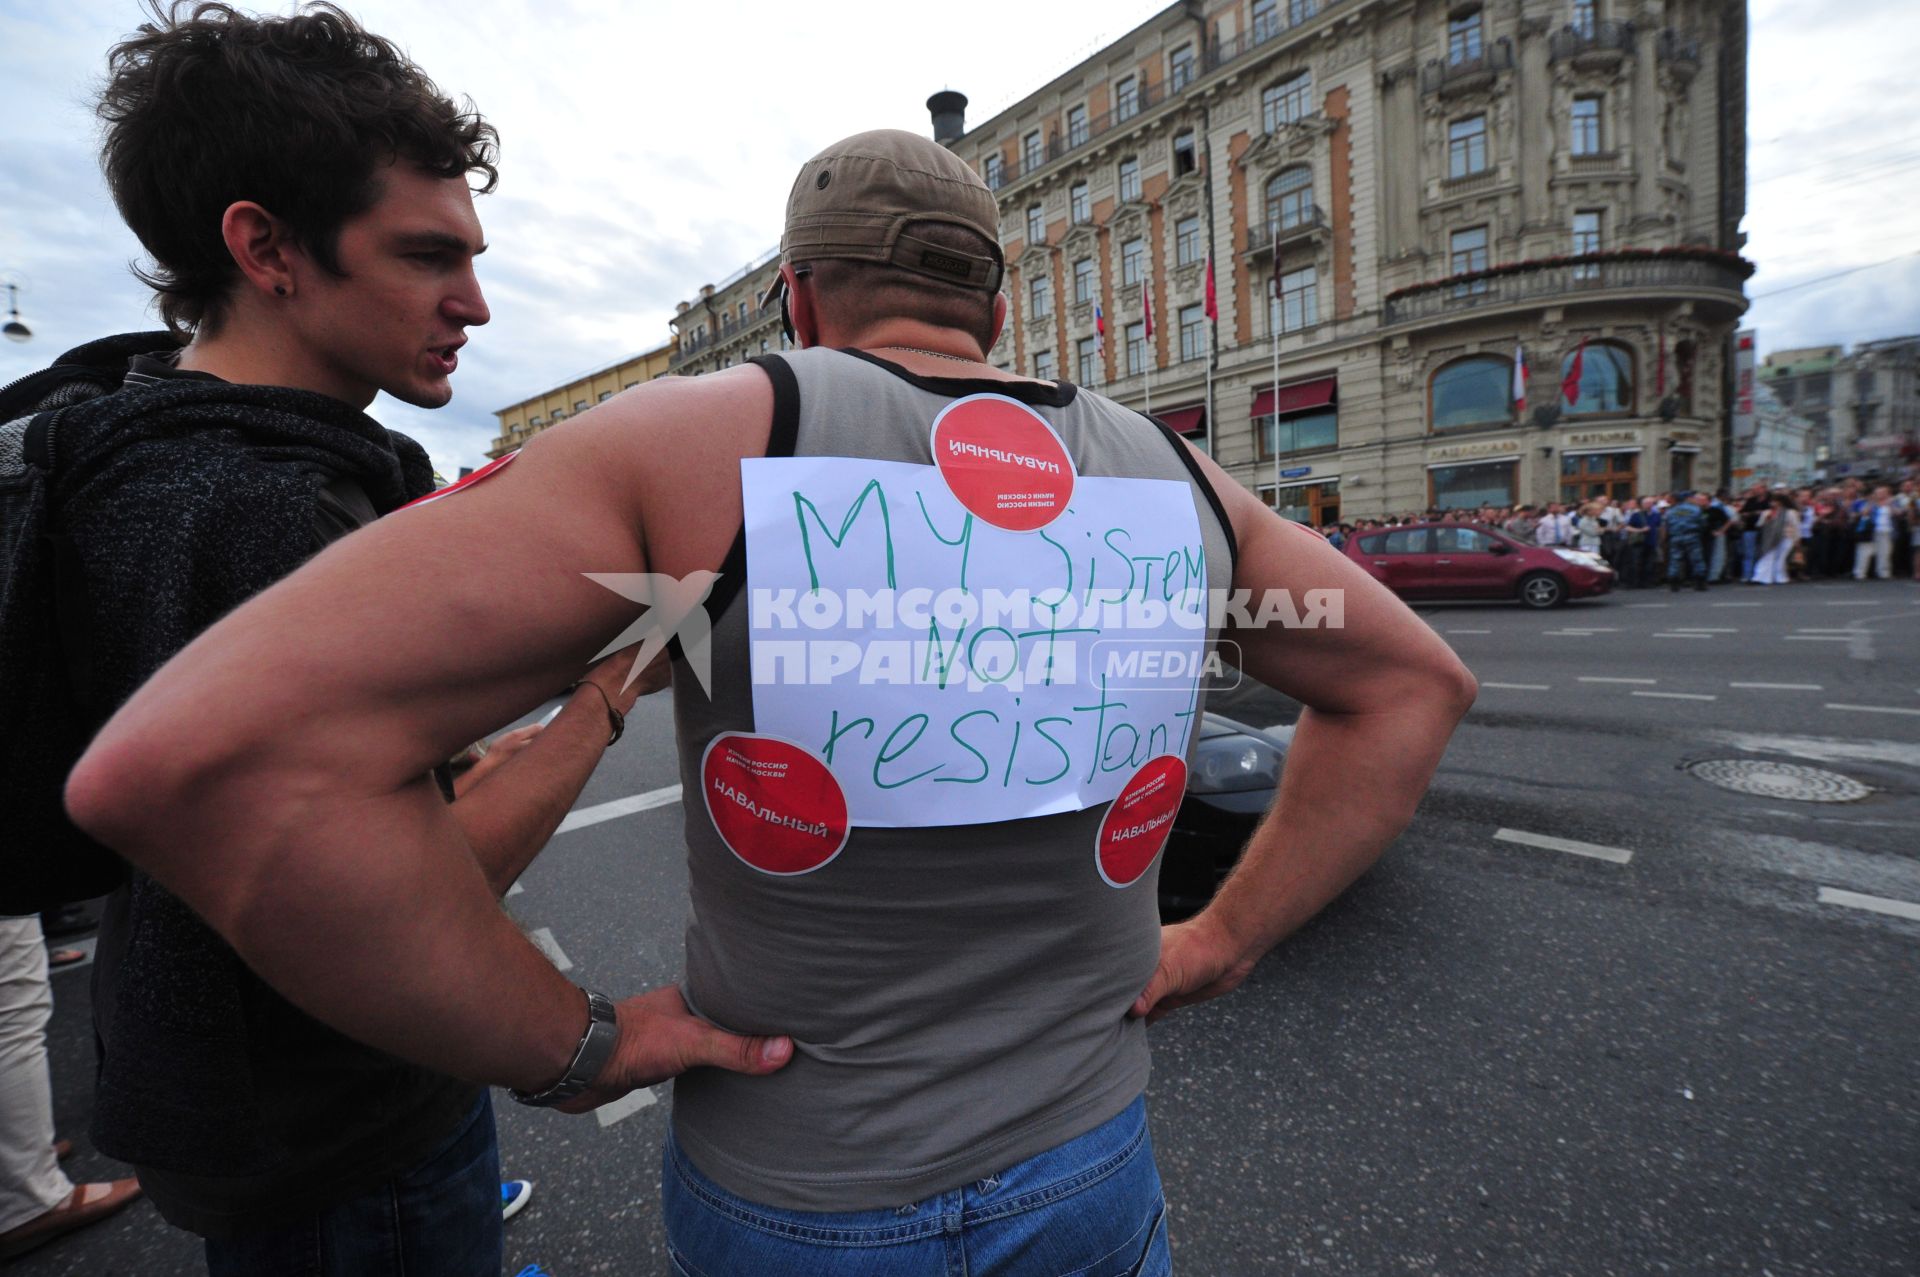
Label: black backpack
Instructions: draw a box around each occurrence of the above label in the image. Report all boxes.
[0,334,170,913]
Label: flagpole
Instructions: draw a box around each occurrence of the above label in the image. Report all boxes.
[1271,286,1281,512]
[1204,322,1215,462]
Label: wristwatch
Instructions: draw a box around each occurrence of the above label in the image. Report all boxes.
[510,989,620,1108]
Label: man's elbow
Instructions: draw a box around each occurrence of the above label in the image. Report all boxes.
[1439,658,1479,720]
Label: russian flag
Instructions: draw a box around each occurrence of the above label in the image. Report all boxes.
[1094,302,1105,355]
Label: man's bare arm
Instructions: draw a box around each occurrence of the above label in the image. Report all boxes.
[1134,447,1476,1020]
[66,367,789,1096]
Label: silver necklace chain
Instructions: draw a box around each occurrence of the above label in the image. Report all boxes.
[879,345,981,365]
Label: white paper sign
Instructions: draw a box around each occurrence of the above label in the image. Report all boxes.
[741,456,1209,829]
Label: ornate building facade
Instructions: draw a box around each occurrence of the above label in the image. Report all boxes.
[488,341,676,459]
[948,0,1749,520]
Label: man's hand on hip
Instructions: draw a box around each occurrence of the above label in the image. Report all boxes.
[556,985,793,1114]
[1129,913,1258,1027]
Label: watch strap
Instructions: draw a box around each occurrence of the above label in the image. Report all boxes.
[510,989,620,1108]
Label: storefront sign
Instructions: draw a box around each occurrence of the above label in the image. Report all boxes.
[1426,438,1522,463]
[1279,466,1312,478]
[1732,330,1756,443]
[1564,429,1639,449]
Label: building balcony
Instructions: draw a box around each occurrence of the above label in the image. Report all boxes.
[1382,250,1751,326]
[1549,20,1635,68]
[1421,39,1514,97]
[1655,29,1700,74]
[1245,207,1328,253]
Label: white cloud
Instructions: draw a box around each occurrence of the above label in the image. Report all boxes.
[4,0,1918,474]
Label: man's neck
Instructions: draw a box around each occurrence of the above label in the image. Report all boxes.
[177,320,372,410]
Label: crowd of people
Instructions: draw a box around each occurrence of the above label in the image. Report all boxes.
[1316,474,1920,589]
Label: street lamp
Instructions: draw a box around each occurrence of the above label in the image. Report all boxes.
[2,283,29,342]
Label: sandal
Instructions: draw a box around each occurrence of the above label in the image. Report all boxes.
[0,1179,142,1259]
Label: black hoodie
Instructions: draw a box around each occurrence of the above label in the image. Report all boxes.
[16,334,476,1237]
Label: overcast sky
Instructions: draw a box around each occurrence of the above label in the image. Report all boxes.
[3,0,1917,477]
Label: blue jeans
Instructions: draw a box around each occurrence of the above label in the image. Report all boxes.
[663,1096,1170,1277]
[1667,536,1707,581]
[204,1093,501,1277]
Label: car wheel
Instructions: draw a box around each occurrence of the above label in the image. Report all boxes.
[1518,572,1567,608]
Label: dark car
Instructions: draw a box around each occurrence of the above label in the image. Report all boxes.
[1160,712,1288,917]
[1343,521,1613,608]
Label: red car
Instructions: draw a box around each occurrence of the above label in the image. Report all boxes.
[1342,522,1614,608]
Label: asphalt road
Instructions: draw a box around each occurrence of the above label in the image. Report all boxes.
[22,577,1920,1276]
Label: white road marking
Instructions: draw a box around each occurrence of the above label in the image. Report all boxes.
[556,784,684,834]
[1625,603,1671,608]
[1672,627,1738,633]
[1825,600,1884,606]
[1710,602,1762,608]
[1817,888,1920,923]
[1653,632,1714,639]
[1481,682,1551,690]
[1544,630,1598,636]
[528,927,574,972]
[1784,635,1851,642]
[1825,704,1920,717]
[1579,676,1658,684]
[1706,730,1920,770]
[596,1087,660,1128]
[1494,828,1633,865]
[1633,690,1717,701]
[1794,628,1856,634]
[1446,628,1492,634]
[1730,682,1823,690]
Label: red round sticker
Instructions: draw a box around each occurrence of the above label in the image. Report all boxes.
[700,733,850,876]
[397,449,519,511]
[929,394,1076,532]
[1095,755,1187,888]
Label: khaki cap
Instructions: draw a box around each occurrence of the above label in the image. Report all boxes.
[761,129,1004,307]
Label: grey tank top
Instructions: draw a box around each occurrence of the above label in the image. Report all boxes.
[668,347,1236,1210]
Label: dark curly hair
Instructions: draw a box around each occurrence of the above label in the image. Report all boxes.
[97,2,499,337]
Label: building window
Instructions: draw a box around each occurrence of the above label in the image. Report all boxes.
[623,381,639,390]
[1450,225,1489,294]
[1448,8,1484,64]
[1258,408,1338,459]
[1429,355,1515,431]
[529,415,544,427]
[1030,274,1052,318]
[1121,237,1146,286]
[1077,336,1099,384]
[1429,460,1518,511]
[1115,75,1139,121]
[984,152,1003,188]
[1571,96,1602,155]
[1448,115,1488,178]
[1262,71,1312,133]
[1562,340,1634,415]
[574,400,588,412]
[737,302,747,322]
[598,390,613,402]
[1070,181,1090,223]
[1252,0,1278,41]
[1287,0,1319,22]
[1269,265,1318,333]
[1027,203,1045,244]
[1023,130,1042,171]
[1126,321,1148,375]
[1118,156,1141,202]
[1074,256,1095,304]
[1172,130,1197,177]
[1067,104,1089,148]
[1169,43,1195,91]
[1266,166,1314,230]
[1174,215,1202,267]
[1179,303,1207,361]
[1572,209,1603,279]
[1570,0,1597,36]
[1034,349,1055,380]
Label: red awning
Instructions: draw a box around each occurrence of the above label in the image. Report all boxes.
[1158,405,1207,436]
[1250,376,1338,418]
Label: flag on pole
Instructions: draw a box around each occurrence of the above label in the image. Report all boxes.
[1203,252,1218,321]
[1512,343,1528,416]
[1094,301,1105,356]
[1142,280,1155,340]
[1560,337,1587,407]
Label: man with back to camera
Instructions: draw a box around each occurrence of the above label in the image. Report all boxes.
[66,128,1477,1272]
[0,4,718,1270]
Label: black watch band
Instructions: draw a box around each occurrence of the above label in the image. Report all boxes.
[510,989,619,1108]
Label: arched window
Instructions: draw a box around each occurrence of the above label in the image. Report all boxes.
[1429,355,1515,431]
[1265,167,1313,231]
[1561,340,1634,416]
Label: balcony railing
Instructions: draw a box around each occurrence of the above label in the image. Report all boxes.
[1246,206,1328,251]
[984,0,1351,191]
[1656,28,1701,67]
[1383,252,1749,326]
[1420,39,1514,96]
[1550,19,1635,63]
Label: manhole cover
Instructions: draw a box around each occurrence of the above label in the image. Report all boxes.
[1686,759,1873,803]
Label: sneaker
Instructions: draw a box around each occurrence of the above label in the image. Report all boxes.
[512,1267,554,1277]
[501,1179,533,1222]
